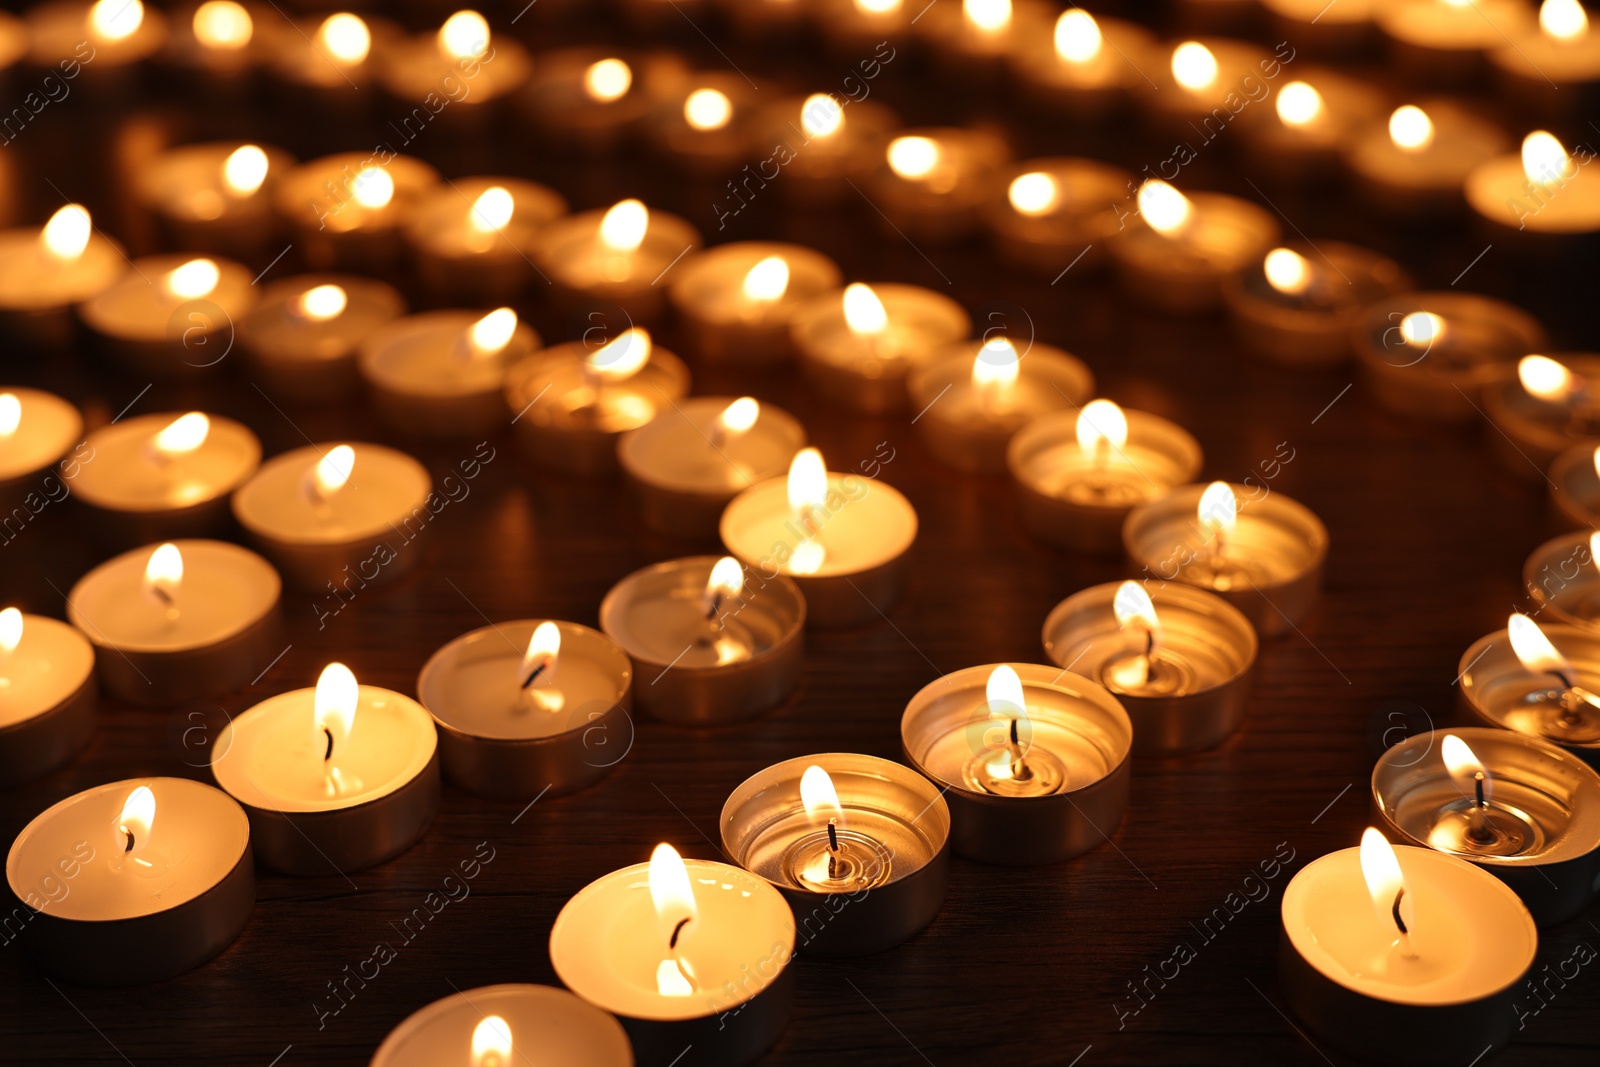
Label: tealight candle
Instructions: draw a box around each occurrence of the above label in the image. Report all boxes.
[1124,481,1327,638]
[720,447,917,627]
[505,328,691,476]
[1524,531,1600,627]
[907,338,1095,473]
[273,152,440,274]
[1466,130,1600,237]
[869,128,1009,242]
[790,282,971,413]
[1280,831,1537,1066]
[556,849,796,1067]
[265,12,397,98]
[667,242,841,365]
[520,48,689,152]
[164,0,272,90]
[1140,37,1271,139]
[983,158,1133,277]
[211,662,440,875]
[1373,728,1600,925]
[1224,242,1412,365]
[133,141,294,262]
[617,396,806,538]
[360,308,538,440]
[1459,613,1600,766]
[418,620,633,800]
[1548,441,1600,528]
[376,10,531,112]
[0,609,95,786]
[27,0,168,83]
[1108,180,1280,314]
[371,984,632,1067]
[0,387,83,511]
[1483,353,1600,478]
[721,756,949,955]
[5,777,253,985]
[77,254,257,377]
[71,411,260,542]
[238,274,406,401]
[1491,0,1600,109]
[1042,582,1255,754]
[915,0,1052,81]
[533,199,702,325]
[750,93,898,206]
[1377,0,1534,80]
[66,539,280,705]
[0,205,126,347]
[1008,401,1203,552]
[1344,101,1508,216]
[1009,10,1158,119]
[403,177,567,305]
[650,76,757,175]
[600,556,804,725]
[1239,71,1385,182]
[1352,291,1547,422]
[231,441,431,590]
[1261,0,1382,52]
[812,0,915,58]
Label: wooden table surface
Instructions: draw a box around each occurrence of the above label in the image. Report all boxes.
[1,2,1596,1064]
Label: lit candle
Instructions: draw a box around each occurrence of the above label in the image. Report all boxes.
[1008,399,1204,552]
[1279,830,1537,1065]
[377,9,532,111]
[212,662,440,874]
[1459,612,1600,765]
[1142,37,1274,137]
[78,254,258,375]
[267,11,393,94]
[751,92,898,205]
[1009,10,1157,118]
[164,1,264,96]
[916,0,1050,79]
[360,307,538,439]
[0,387,83,506]
[238,274,406,401]
[0,205,126,347]
[550,843,795,1060]
[26,0,167,79]
[1491,0,1600,106]
[506,327,691,475]
[1240,71,1385,181]
[790,281,971,412]
[600,555,805,725]
[372,984,632,1067]
[419,619,633,799]
[5,777,253,984]
[871,128,1010,241]
[67,539,280,705]
[1466,129,1600,235]
[1344,101,1509,216]
[134,141,294,262]
[521,49,689,152]
[908,337,1095,472]
[1547,441,1600,527]
[652,78,755,174]
[669,243,842,364]
[984,157,1133,277]
[1522,530,1600,628]
[722,756,949,954]
[1482,352,1600,478]
[1108,179,1281,313]
[1377,0,1534,79]
[813,0,915,57]
[617,396,807,537]
[1124,480,1327,637]
[274,152,441,274]
[231,441,431,590]
[404,177,567,304]
[533,198,702,324]
[0,608,95,786]
[1260,0,1384,49]
[720,446,918,627]
[1224,242,1412,364]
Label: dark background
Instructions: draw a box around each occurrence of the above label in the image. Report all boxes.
[0,0,1596,1064]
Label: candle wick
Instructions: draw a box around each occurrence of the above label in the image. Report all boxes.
[520,660,548,689]
[1390,887,1408,936]
[705,592,722,620]
[323,725,334,762]
[122,827,134,853]
[669,916,691,950]
[1474,772,1486,811]
[826,818,839,852]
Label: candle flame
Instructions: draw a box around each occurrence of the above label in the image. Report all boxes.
[1138,179,1192,236]
[718,397,760,436]
[787,447,828,516]
[468,308,519,357]
[587,327,651,380]
[1075,399,1127,452]
[438,10,489,60]
[144,543,183,606]
[1008,171,1059,217]
[1055,10,1102,63]
[297,283,347,321]
[1508,611,1572,678]
[742,257,789,303]
[1359,827,1413,936]
[469,186,514,233]
[1264,248,1311,295]
[842,283,888,336]
[801,94,843,138]
[115,785,156,857]
[223,145,269,196]
[1171,41,1218,91]
[1542,0,1589,39]
[981,665,1024,721]
[855,0,901,11]
[1399,311,1443,346]
[887,136,941,180]
[1440,733,1490,800]
[520,622,560,683]
[1523,130,1574,187]
[1113,580,1160,637]
[90,0,143,40]
[351,167,394,210]
[964,0,1012,32]
[684,88,733,131]
[648,842,698,946]
[707,556,745,602]
[154,412,210,456]
[193,1,252,49]
[317,13,371,65]
[0,607,21,655]
[1519,354,1574,401]
[1198,481,1237,538]
[583,58,632,102]
[972,338,1020,392]
[313,444,356,497]
[470,1016,512,1067]
[1593,445,1600,481]
[1275,81,1323,128]
[41,205,91,260]
[599,199,648,254]
[799,765,844,824]
[0,394,18,437]
[1389,105,1434,151]
[165,258,220,300]
[314,662,358,759]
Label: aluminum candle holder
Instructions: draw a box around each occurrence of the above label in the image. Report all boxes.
[77,254,258,378]
[532,203,702,325]
[667,242,841,365]
[0,387,81,514]
[600,557,804,726]
[984,158,1133,277]
[1007,12,1157,119]
[238,275,406,402]
[1343,100,1508,217]
[371,984,633,1067]
[721,753,950,956]
[1107,188,1280,314]
[1458,621,1600,767]
[1223,241,1411,365]
[868,127,1009,243]
[1138,37,1271,140]
[901,665,1131,865]
[520,47,689,152]
[403,177,567,305]
[1372,728,1600,926]
[1236,69,1384,184]
[273,153,440,275]
[1041,584,1256,755]
[750,96,897,206]
[418,620,633,800]
[1483,353,1600,479]
[790,282,970,413]
[647,74,758,176]
[1548,441,1600,530]
[1352,291,1546,423]
[133,141,295,263]
[1523,531,1600,629]
[0,614,95,787]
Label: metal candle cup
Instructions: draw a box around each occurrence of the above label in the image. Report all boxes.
[1108,191,1280,314]
[0,613,96,787]
[914,0,1052,82]
[273,153,440,275]
[1008,13,1157,120]
[1466,137,1600,240]
[907,342,1095,474]
[359,310,539,441]
[668,243,841,365]
[1261,0,1380,53]
[600,557,804,726]
[1458,622,1600,767]
[649,74,757,176]
[1490,16,1600,113]
[77,254,257,378]
[868,127,1008,243]
[0,387,82,513]
[1523,531,1600,628]
[27,0,167,85]
[533,205,702,325]
[1483,354,1600,479]
[750,96,897,206]
[901,665,1132,865]
[720,753,950,956]
[4,777,252,986]
[1008,407,1203,553]
[1123,482,1327,638]
[133,141,295,263]
[1548,441,1600,529]
[1238,69,1384,184]
[1343,100,1507,217]
[0,216,125,348]
[404,177,567,305]
[1138,37,1271,140]
[374,21,531,115]
[1224,241,1411,365]
[1352,291,1546,423]
[1042,584,1255,754]
[418,620,633,800]
[984,158,1133,278]
[1372,727,1600,926]
[238,274,405,402]
[372,984,632,1067]
[1376,0,1532,81]
[618,397,806,539]
[520,47,688,153]
[790,283,971,413]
